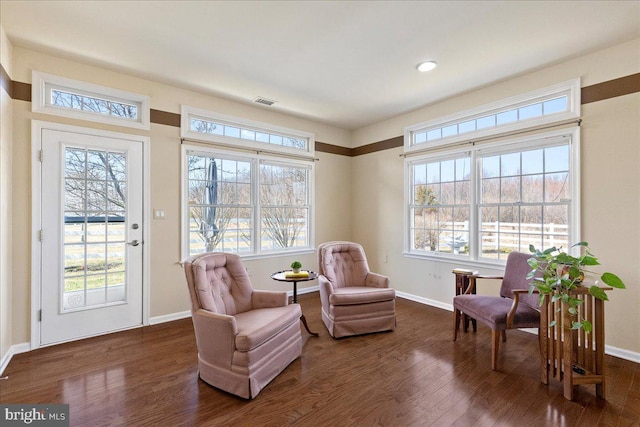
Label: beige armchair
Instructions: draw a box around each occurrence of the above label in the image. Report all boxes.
[317,241,396,338]
[183,252,302,399]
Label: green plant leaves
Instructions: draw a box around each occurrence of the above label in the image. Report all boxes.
[528,242,626,334]
[601,272,626,289]
[581,255,600,266]
[588,285,609,301]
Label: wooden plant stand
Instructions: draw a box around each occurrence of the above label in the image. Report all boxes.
[539,284,612,400]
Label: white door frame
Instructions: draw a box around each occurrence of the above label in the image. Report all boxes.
[31,120,151,349]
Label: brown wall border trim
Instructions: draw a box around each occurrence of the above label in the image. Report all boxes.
[351,136,403,157]
[581,73,640,105]
[315,141,352,156]
[3,67,638,156]
[1,64,12,98]
[12,80,31,102]
[150,109,181,127]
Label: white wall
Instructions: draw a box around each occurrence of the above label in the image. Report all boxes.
[350,38,640,355]
[0,26,14,370]
[8,46,353,345]
[3,35,639,361]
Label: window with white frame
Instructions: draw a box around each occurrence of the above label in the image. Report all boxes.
[182,105,314,156]
[181,108,314,259]
[405,80,580,264]
[32,71,150,129]
[477,141,572,259]
[405,79,580,153]
[410,154,471,255]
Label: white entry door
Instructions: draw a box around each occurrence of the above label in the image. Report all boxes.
[40,128,144,345]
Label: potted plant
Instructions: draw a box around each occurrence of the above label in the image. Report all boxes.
[290,261,302,273]
[527,242,626,332]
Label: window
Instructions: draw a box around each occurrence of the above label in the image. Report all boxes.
[477,139,573,260]
[407,132,577,263]
[404,80,580,265]
[186,152,253,254]
[189,117,308,152]
[405,79,580,152]
[181,105,314,156]
[32,71,150,129]
[410,155,471,255]
[260,162,310,251]
[181,109,314,259]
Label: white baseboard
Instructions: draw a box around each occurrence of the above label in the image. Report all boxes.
[149,310,191,325]
[396,291,640,364]
[0,342,31,376]
[396,291,453,312]
[292,285,319,297]
[605,344,640,363]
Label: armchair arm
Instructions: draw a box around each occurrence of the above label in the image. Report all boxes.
[191,309,238,370]
[252,290,288,308]
[464,275,504,294]
[318,275,334,311]
[365,272,390,288]
[506,289,539,328]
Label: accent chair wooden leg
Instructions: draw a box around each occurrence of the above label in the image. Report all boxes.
[491,329,500,371]
[501,330,507,342]
[453,309,461,341]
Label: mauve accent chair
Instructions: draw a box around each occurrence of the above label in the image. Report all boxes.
[453,251,541,371]
[317,241,396,338]
[183,252,302,399]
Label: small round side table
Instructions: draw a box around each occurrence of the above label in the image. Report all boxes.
[271,270,319,336]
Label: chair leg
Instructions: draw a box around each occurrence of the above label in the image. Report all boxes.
[501,330,507,342]
[491,329,500,371]
[453,309,461,341]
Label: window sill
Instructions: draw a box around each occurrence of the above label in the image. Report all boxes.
[180,248,316,267]
[403,251,507,270]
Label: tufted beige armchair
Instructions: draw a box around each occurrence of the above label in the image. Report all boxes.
[317,241,396,338]
[183,252,302,399]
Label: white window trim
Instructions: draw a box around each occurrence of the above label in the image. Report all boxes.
[180,143,315,261]
[403,127,580,268]
[181,105,315,159]
[404,79,581,153]
[32,71,151,130]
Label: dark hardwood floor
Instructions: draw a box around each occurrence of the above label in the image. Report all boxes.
[1,293,639,426]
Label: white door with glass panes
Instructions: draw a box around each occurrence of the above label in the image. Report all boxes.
[40,128,143,345]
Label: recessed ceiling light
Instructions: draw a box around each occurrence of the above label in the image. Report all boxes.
[417,61,438,72]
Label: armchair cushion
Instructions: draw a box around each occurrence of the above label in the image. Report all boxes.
[453,294,540,330]
[235,305,302,351]
[192,253,253,315]
[329,286,396,306]
[319,242,369,288]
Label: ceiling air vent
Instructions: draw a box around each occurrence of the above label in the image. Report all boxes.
[253,97,276,106]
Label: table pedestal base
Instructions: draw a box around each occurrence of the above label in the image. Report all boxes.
[300,314,319,336]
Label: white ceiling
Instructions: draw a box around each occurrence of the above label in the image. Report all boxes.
[2,1,639,130]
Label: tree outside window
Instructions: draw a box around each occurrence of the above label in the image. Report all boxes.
[186,152,311,256]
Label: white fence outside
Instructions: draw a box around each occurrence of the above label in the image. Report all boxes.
[415,221,569,254]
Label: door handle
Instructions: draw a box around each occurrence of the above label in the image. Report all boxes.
[126,240,143,247]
